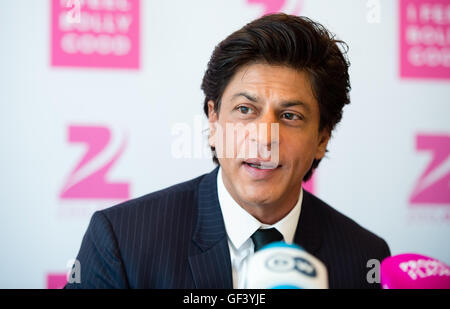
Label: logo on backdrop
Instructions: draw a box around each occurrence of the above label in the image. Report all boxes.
[60,125,130,201]
[51,0,140,69]
[246,0,303,16]
[46,259,81,289]
[399,0,450,79]
[46,273,67,289]
[410,133,450,205]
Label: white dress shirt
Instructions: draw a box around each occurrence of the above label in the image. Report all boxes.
[217,167,303,289]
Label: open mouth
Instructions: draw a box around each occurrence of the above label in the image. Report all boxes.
[243,160,281,170]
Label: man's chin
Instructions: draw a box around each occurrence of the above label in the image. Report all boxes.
[237,184,279,205]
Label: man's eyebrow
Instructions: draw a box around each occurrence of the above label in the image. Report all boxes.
[231,92,259,102]
[280,101,311,113]
[231,91,311,113]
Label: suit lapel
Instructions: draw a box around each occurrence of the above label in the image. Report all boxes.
[293,189,323,255]
[188,169,322,288]
[188,167,233,289]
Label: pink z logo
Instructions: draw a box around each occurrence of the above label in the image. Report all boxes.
[60,125,130,200]
[410,134,450,205]
[46,273,67,289]
[246,0,303,16]
[303,175,315,194]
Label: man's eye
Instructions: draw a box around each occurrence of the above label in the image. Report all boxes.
[282,113,301,120]
[238,106,253,114]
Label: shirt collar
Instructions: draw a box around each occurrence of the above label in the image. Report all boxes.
[217,167,303,251]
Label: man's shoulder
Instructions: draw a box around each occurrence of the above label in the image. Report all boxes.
[304,191,390,288]
[305,190,389,250]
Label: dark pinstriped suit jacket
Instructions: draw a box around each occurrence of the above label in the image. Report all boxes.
[65,167,390,289]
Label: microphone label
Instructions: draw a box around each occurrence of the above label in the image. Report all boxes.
[265,254,317,277]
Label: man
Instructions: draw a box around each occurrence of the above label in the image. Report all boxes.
[65,13,390,289]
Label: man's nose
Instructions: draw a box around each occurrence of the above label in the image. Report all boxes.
[250,111,280,151]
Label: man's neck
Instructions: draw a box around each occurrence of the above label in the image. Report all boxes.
[221,171,301,225]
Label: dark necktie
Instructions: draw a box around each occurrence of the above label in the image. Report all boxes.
[251,228,284,252]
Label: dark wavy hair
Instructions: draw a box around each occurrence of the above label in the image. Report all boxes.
[201,13,351,181]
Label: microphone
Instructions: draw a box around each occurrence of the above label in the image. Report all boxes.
[380,253,450,289]
[244,242,328,289]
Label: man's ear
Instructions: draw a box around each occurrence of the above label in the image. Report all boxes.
[207,100,218,148]
[315,129,331,160]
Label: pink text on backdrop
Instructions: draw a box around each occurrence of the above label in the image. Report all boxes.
[399,0,450,79]
[410,133,450,205]
[51,0,140,69]
[60,125,130,200]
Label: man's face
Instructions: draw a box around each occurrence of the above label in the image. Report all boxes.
[208,63,329,212]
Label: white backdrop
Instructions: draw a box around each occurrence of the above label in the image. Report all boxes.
[0,0,449,288]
